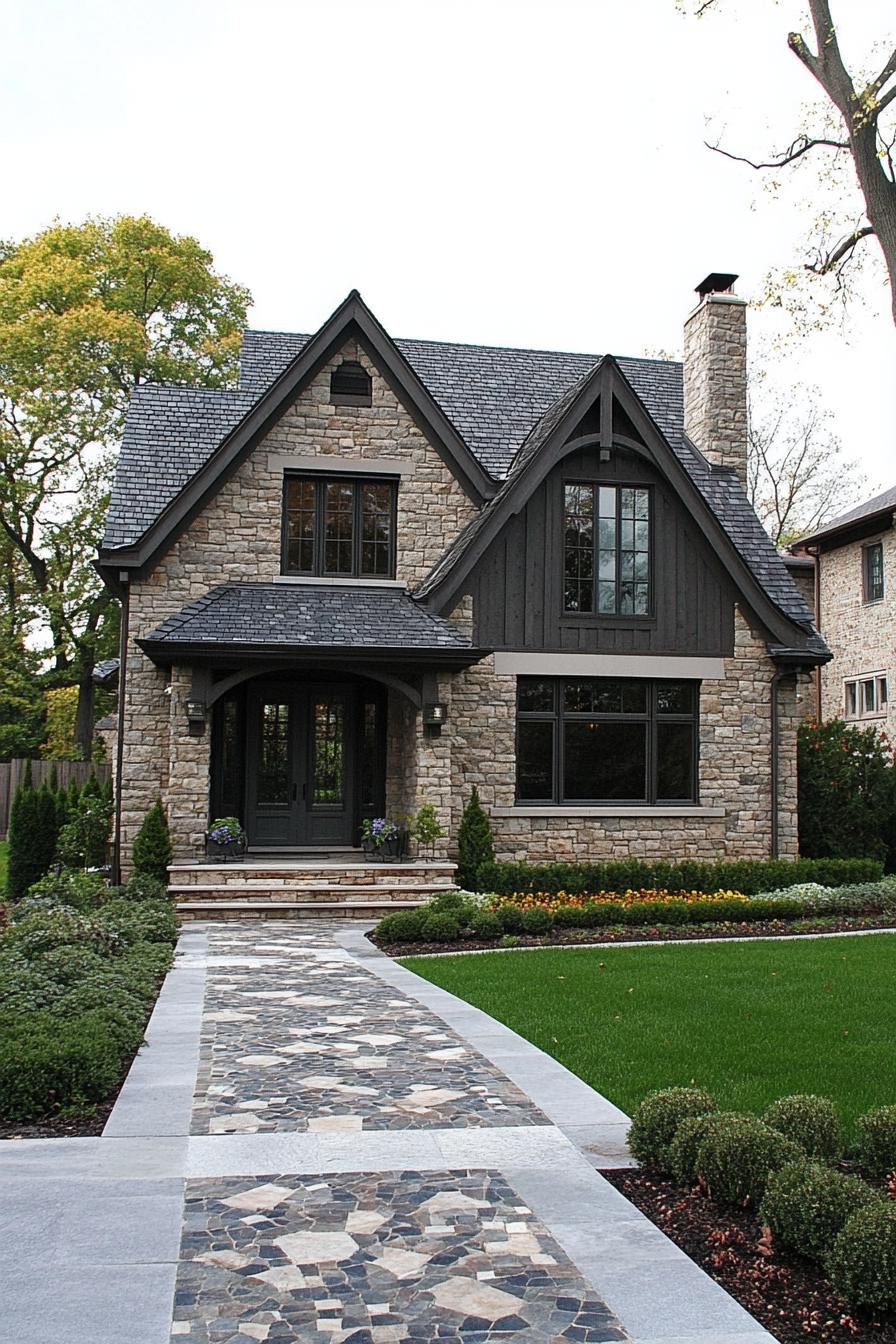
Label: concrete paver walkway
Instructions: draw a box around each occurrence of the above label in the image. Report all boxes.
[0,921,777,1344]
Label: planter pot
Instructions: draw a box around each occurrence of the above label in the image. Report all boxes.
[361,838,376,857]
[378,836,402,859]
[205,835,247,863]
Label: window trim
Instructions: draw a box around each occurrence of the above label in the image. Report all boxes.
[844,672,889,720]
[515,676,699,806]
[562,480,654,620]
[862,541,885,604]
[280,472,398,580]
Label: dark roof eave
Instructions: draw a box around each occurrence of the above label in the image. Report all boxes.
[768,644,831,668]
[796,507,895,551]
[136,638,490,670]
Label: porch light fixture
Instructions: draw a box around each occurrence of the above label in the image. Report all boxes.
[185,698,207,724]
[422,702,447,736]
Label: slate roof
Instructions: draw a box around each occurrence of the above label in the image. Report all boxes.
[797,483,896,545]
[140,583,477,653]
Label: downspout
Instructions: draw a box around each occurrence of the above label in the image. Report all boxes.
[111,576,130,886]
[770,667,787,860]
[807,544,822,721]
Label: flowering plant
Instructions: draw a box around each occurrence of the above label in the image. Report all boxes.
[361,817,401,847]
[488,888,748,912]
[207,816,246,846]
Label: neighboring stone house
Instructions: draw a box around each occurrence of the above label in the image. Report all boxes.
[97,275,828,877]
[793,486,896,736]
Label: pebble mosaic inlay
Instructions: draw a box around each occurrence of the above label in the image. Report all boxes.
[171,1169,628,1342]
[191,923,548,1134]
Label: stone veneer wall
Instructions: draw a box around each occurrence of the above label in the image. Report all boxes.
[443,608,805,862]
[818,523,896,738]
[683,293,748,487]
[118,339,477,869]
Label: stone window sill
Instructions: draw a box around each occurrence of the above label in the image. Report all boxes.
[492,806,726,818]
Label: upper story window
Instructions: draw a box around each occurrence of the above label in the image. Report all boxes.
[330,360,372,406]
[564,483,651,616]
[863,542,885,603]
[282,475,396,578]
[516,676,697,805]
[845,674,888,719]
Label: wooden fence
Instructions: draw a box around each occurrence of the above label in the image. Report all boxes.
[0,759,112,839]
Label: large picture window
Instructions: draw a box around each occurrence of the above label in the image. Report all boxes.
[282,475,396,578]
[564,483,651,615]
[516,676,697,805]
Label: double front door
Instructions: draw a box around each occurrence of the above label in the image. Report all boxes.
[247,684,354,846]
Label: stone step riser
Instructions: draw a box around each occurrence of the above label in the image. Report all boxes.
[176,901,423,922]
[169,887,444,903]
[169,866,456,889]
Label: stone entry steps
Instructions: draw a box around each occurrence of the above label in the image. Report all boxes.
[168,858,456,920]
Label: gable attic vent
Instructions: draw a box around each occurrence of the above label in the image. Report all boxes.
[330,360,372,406]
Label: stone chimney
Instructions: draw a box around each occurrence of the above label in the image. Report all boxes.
[683,273,748,486]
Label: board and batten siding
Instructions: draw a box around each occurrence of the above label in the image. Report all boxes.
[467,445,737,655]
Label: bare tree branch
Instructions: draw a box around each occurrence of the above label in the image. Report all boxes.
[706,134,849,171]
[805,225,876,274]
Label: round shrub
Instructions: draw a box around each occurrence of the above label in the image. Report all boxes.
[26,869,106,913]
[470,910,502,940]
[827,1203,896,1311]
[124,873,168,902]
[422,912,460,943]
[762,1094,843,1161]
[497,904,526,934]
[695,1115,804,1208]
[856,1104,896,1182]
[426,890,467,914]
[668,1111,737,1185]
[760,1160,882,1262]
[627,1087,716,1171]
[521,906,553,936]
[374,909,427,944]
[552,904,587,929]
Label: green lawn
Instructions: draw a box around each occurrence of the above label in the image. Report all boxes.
[402,935,896,1130]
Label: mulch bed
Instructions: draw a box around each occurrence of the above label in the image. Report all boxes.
[601,1168,896,1343]
[0,1099,116,1140]
[374,914,896,958]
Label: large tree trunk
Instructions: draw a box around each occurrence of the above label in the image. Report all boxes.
[74,672,95,761]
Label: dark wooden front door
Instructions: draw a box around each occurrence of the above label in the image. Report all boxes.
[247,683,354,846]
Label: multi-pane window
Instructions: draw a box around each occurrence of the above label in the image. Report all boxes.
[283,476,396,578]
[845,675,888,719]
[516,677,697,804]
[563,483,650,615]
[863,542,885,602]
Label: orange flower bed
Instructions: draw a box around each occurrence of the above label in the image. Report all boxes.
[489,888,748,912]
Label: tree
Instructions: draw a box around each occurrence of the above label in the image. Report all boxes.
[690,2,896,324]
[747,392,865,543]
[798,719,894,865]
[132,800,172,884]
[455,787,495,890]
[0,215,251,755]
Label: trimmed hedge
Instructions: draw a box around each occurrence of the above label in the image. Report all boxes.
[762,1094,843,1161]
[475,857,883,898]
[0,1008,144,1122]
[855,1104,896,1182]
[627,1087,716,1170]
[760,1161,881,1263]
[695,1114,804,1208]
[827,1203,896,1311]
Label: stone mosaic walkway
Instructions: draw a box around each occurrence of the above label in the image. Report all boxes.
[192,925,547,1135]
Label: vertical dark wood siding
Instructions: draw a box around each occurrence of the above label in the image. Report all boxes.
[468,444,737,655]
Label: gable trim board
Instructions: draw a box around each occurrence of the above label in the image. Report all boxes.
[417,358,825,663]
[97,290,494,587]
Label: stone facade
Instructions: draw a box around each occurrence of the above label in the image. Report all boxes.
[119,340,477,868]
[816,521,896,737]
[683,292,748,486]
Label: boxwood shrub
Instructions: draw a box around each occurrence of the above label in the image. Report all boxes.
[469,910,502,940]
[760,1160,882,1262]
[627,1087,716,1170]
[475,857,882,898]
[422,912,460,943]
[855,1104,896,1181]
[0,1009,143,1122]
[827,1203,896,1311]
[669,1112,735,1185]
[695,1114,804,1208]
[762,1094,843,1161]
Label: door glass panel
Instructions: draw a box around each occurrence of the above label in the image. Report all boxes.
[359,700,379,811]
[258,702,290,805]
[312,699,345,808]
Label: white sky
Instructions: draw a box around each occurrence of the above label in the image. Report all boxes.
[3,0,895,490]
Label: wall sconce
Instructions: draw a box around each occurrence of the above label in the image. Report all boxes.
[422,702,447,736]
[186,698,207,735]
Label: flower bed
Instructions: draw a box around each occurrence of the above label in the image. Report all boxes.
[607,1087,896,1340]
[0,869,177,1134]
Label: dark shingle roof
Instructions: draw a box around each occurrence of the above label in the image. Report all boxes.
[141,583,475,652]
[103,386,256,548]
[797,483,896,545]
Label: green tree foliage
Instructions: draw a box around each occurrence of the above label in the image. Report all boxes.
[455,787,495,890]
[0,638,44,759]
[57,786,113,869]
[0,215,251,754]
[41,686,80,760]
[131,801,172,884]
[7,774,54,900]
[798,719,895,864]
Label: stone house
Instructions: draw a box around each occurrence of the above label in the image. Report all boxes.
[794,486,896,736]
[97,275,828,890]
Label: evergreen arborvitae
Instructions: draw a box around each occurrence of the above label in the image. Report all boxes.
[132,801,173,884]
[67,778,81,816]
[82,771,100,798]
[6,776,45,900]
[55,786,68,837]
[101,775,114,808]
[35,782,60,875]
[48,765,59,792]
[455,787,495,891]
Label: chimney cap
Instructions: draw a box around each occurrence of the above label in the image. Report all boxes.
[696,272,739,297]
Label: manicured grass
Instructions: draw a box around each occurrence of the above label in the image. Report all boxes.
[401,935,896,1130]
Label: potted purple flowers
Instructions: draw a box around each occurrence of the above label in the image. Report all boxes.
[360,817,406,859]
[206,816,248,862]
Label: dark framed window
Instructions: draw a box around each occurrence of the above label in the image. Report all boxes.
[282,475,397,578]
[564,483,651,615]
[516,676,698,805]
[863,542,884,603]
